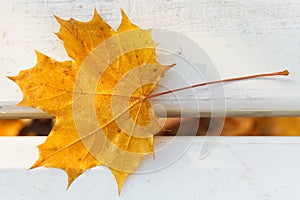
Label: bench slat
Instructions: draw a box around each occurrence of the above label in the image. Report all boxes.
[1,0,300,117]
[0,136,300,199]
[1,101,300,119]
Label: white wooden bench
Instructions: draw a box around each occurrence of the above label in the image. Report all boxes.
[1,0,300,199]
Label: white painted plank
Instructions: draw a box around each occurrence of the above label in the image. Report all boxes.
[0,0,300,116]
[0,136,300,199]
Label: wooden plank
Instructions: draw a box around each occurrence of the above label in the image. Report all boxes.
[1,136,300,199]
[1,0,300,116]
[0,103,53,119]
[1,102,300,119]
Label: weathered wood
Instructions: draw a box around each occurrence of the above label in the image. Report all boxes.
[1,136,300,199]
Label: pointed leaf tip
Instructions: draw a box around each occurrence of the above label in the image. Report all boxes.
[7,75,16,81]
[34,50,49,62]
[92,8,106,23]
[120,8,132,23]
[29,160,40,170]
[54,14,64,24]
[120,9,127,18]
[34,49,41,56]
[29,165,36,170]
[167,64,176,69]
[118,8,138,31]
[93,8,100,17]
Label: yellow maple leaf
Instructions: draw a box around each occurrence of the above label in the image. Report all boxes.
[9,9,169,193]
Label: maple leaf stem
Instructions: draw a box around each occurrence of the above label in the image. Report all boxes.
[145,70,289,99]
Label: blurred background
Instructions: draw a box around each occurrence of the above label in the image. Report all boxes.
[1,117,300,136]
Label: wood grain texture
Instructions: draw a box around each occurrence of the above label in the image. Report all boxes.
[1,136,300,199]
[1,0,300,117]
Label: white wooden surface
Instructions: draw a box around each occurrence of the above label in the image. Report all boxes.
[0,0,300,117]
[0,136,299,200]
